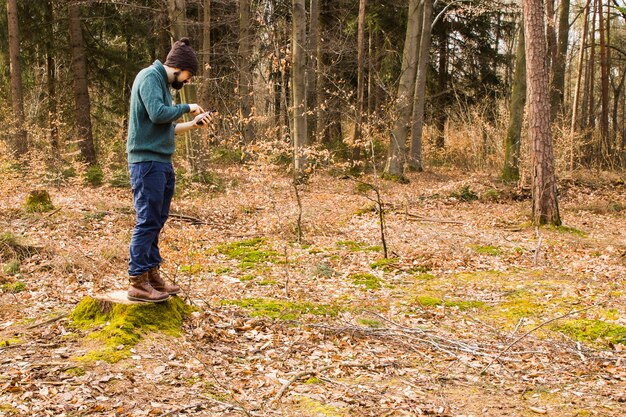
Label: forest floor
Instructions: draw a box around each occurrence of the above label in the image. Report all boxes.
[1,159,625,417]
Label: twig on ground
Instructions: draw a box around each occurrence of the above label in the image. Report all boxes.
[26,313,68,329]
[156,402,207,417]
[480,303,602,375]
[402,212,465,225]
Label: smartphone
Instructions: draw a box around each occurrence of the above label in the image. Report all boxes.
[196,110,215,125]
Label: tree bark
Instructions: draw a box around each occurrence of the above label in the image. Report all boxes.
[570,0,591,169]
[45,0,59,157]
[598,0,610,160]
[200,0,211,107]
[384,0,423,179]
[6,0,28,157]
[502,24,526,182]
[308,0,320,142]
[352,0,366,163]
[550,0,570,119]
[239,0,255,143]
[68,1,97,165]
[523,0,561,226]
[545,0,557,71]
[167,0,186,40]
[408,0,434,172]
[292,0,308,174]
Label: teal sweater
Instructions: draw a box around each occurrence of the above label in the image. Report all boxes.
[126,60,190,163]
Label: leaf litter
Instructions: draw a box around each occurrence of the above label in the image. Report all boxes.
[0,165,625,416]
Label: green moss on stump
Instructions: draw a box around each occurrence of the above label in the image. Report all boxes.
[70,296,192,362]
[25,190,54,213]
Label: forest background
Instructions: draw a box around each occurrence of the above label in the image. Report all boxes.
[0,1,625,416]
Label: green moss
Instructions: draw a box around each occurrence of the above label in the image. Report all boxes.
[179,264,204,275]
[488,291,544,322]
[354,203,376,216]
[1,281,26,293]
[415,295,443,307]
[239,274,254,282]
[471,245,501,256]
[413,272,437,281]
[258,279,276,286]
[214,266,232,274]
[357,318,384,328]
[305,376,322,384]
[3,260,20,275]
[350,273,381,290]
[0,404,18,415]
[64,366,86,377]
[210,146,243,164]
[70,296,192,362]
[25,190,54,213]
[222,298,341,320]
[336,241,381,252]
[549,225,588,237]
[216,238,278,269]
[296,397,345,416]
[554,319,626,346]
[0,338,21,347]
[449,300,485,310]
[381,172,409,184]
[370,257,399,271]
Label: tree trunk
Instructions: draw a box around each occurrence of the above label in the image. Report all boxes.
[435,17,449,149]
[550,0,570,119]
[545,0,557,72]
[44,0,59,158]
[598,0,610,160]
[168,0,186,40]
[352,0,366,163]
[523,0,561,226]
[68,1,97,165]
[200,0,211,107]
[239,0,255,143]
[570,0,591,169]
[292,0,308,174]
[6,0,28,157]
[502,24,526,182]
[408,0,434,172]
[308,0,320,142]
[384,0,423,179]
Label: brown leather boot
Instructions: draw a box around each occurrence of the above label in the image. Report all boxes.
[127,271,170,302]
[148,267,181,295]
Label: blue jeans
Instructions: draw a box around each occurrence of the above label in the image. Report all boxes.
[128,161,175,276]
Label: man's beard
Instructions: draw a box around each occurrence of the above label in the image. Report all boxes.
[172,72,184,90]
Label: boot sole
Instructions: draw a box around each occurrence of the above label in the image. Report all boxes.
[127,295,170,303]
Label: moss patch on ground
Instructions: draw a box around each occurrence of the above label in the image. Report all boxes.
[370,257,399,271]
[216,238,279,269]
[25,190,54,212]
[413,295,485,311]
[1,281,26,293]
[294,396,345,416]
[70,296,192,362]
[222,298,341,320]
[350,273,382,290]
[470,245,501,256]
[553,319,626,346]
[336,240,382,252]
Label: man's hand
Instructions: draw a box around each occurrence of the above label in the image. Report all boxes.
[188,104,204,115]
[193,111,214,127]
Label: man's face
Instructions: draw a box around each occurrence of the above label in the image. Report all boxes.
[172,70,193,90]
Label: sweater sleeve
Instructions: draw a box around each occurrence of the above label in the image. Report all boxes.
[139,72,190,124]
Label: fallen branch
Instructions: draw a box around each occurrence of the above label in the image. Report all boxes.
[402,212,464,225]
[27,313,68,329]
[480,303,601,375]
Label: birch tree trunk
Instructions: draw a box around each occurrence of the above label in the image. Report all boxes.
[408,0,434,172]
[6,0,28,157]
[292,0,308,174]
[523,0,561,226]
[502,24,526,182]
[384,0,423,179]
[308,0,320,142]
[68,1,97,165]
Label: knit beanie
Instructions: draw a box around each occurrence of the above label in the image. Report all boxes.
[164,37,199,75]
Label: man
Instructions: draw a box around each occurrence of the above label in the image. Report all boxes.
[126,38,211,302]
